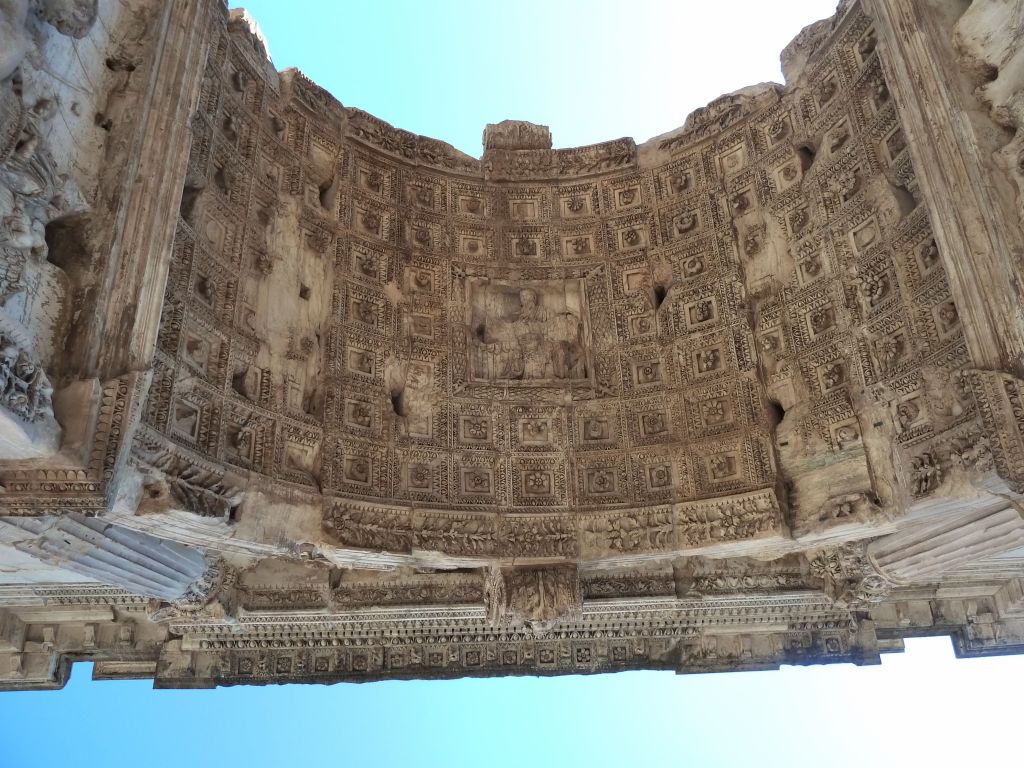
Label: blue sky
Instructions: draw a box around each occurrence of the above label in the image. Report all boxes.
[3,3,1020,766]
[0,637,1020,767]
[231,0,840,156]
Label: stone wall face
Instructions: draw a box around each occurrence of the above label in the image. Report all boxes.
[3,0,1024,689]
[135,3,961,561]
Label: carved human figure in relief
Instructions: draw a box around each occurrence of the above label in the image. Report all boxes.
[0,186,38,251]
[511,288,551,379]
[471,284,586,382]
[34,0,98,38]
[480,289,549,380]
[486,565,581,636]
[0,337,52,421]
[402,362,433,438]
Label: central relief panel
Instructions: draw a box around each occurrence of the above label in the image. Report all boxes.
[465,277,593,386]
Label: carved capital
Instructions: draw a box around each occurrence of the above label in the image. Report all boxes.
[808,543,895,608]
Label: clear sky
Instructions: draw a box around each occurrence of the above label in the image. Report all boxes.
[229,0,841,156]
[0,638,1020,767]
[3,3,1020,767]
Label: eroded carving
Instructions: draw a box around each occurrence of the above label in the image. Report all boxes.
[485,565,581,635]
[466,279,590,384]
[4,0,1024,692]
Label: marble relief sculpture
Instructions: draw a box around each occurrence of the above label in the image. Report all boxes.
[3,0,1024,689]
[468,281,588,383]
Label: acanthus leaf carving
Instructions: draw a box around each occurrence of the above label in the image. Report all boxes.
[808,543,894,608]
[134,437,242,520]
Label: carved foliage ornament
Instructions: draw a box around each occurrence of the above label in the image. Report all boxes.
[135,438,242,520]
[808,543,893,608]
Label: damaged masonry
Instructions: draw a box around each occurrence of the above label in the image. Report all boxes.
[2,0,1024,688]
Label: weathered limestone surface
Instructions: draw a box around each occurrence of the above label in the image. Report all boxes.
[3,0,1024,689]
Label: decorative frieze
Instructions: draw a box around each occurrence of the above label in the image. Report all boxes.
[3,0,1024,690]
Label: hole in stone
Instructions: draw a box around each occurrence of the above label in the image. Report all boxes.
[390,387,407,417]
[213,165,229,195]
[891,182,917,217]
[44,213,91,272]
[231,367,252,398]
[474,324,486,342]
[299,284,311,300]
[105,56,136,72]
[445,567,479,576]
[231,375,245,396]
[303,386,320,417]
[94,112,112,131]
[796,144,815,171]
[221,115,237,143]
[179,177,204,223]
[651,282,668,310]
[318,176,335,210]
[767,399,786,428]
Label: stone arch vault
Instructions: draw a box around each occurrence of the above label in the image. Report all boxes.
[2,0,1024,688]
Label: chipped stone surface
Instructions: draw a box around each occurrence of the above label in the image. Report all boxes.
[3,0,1024,688]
